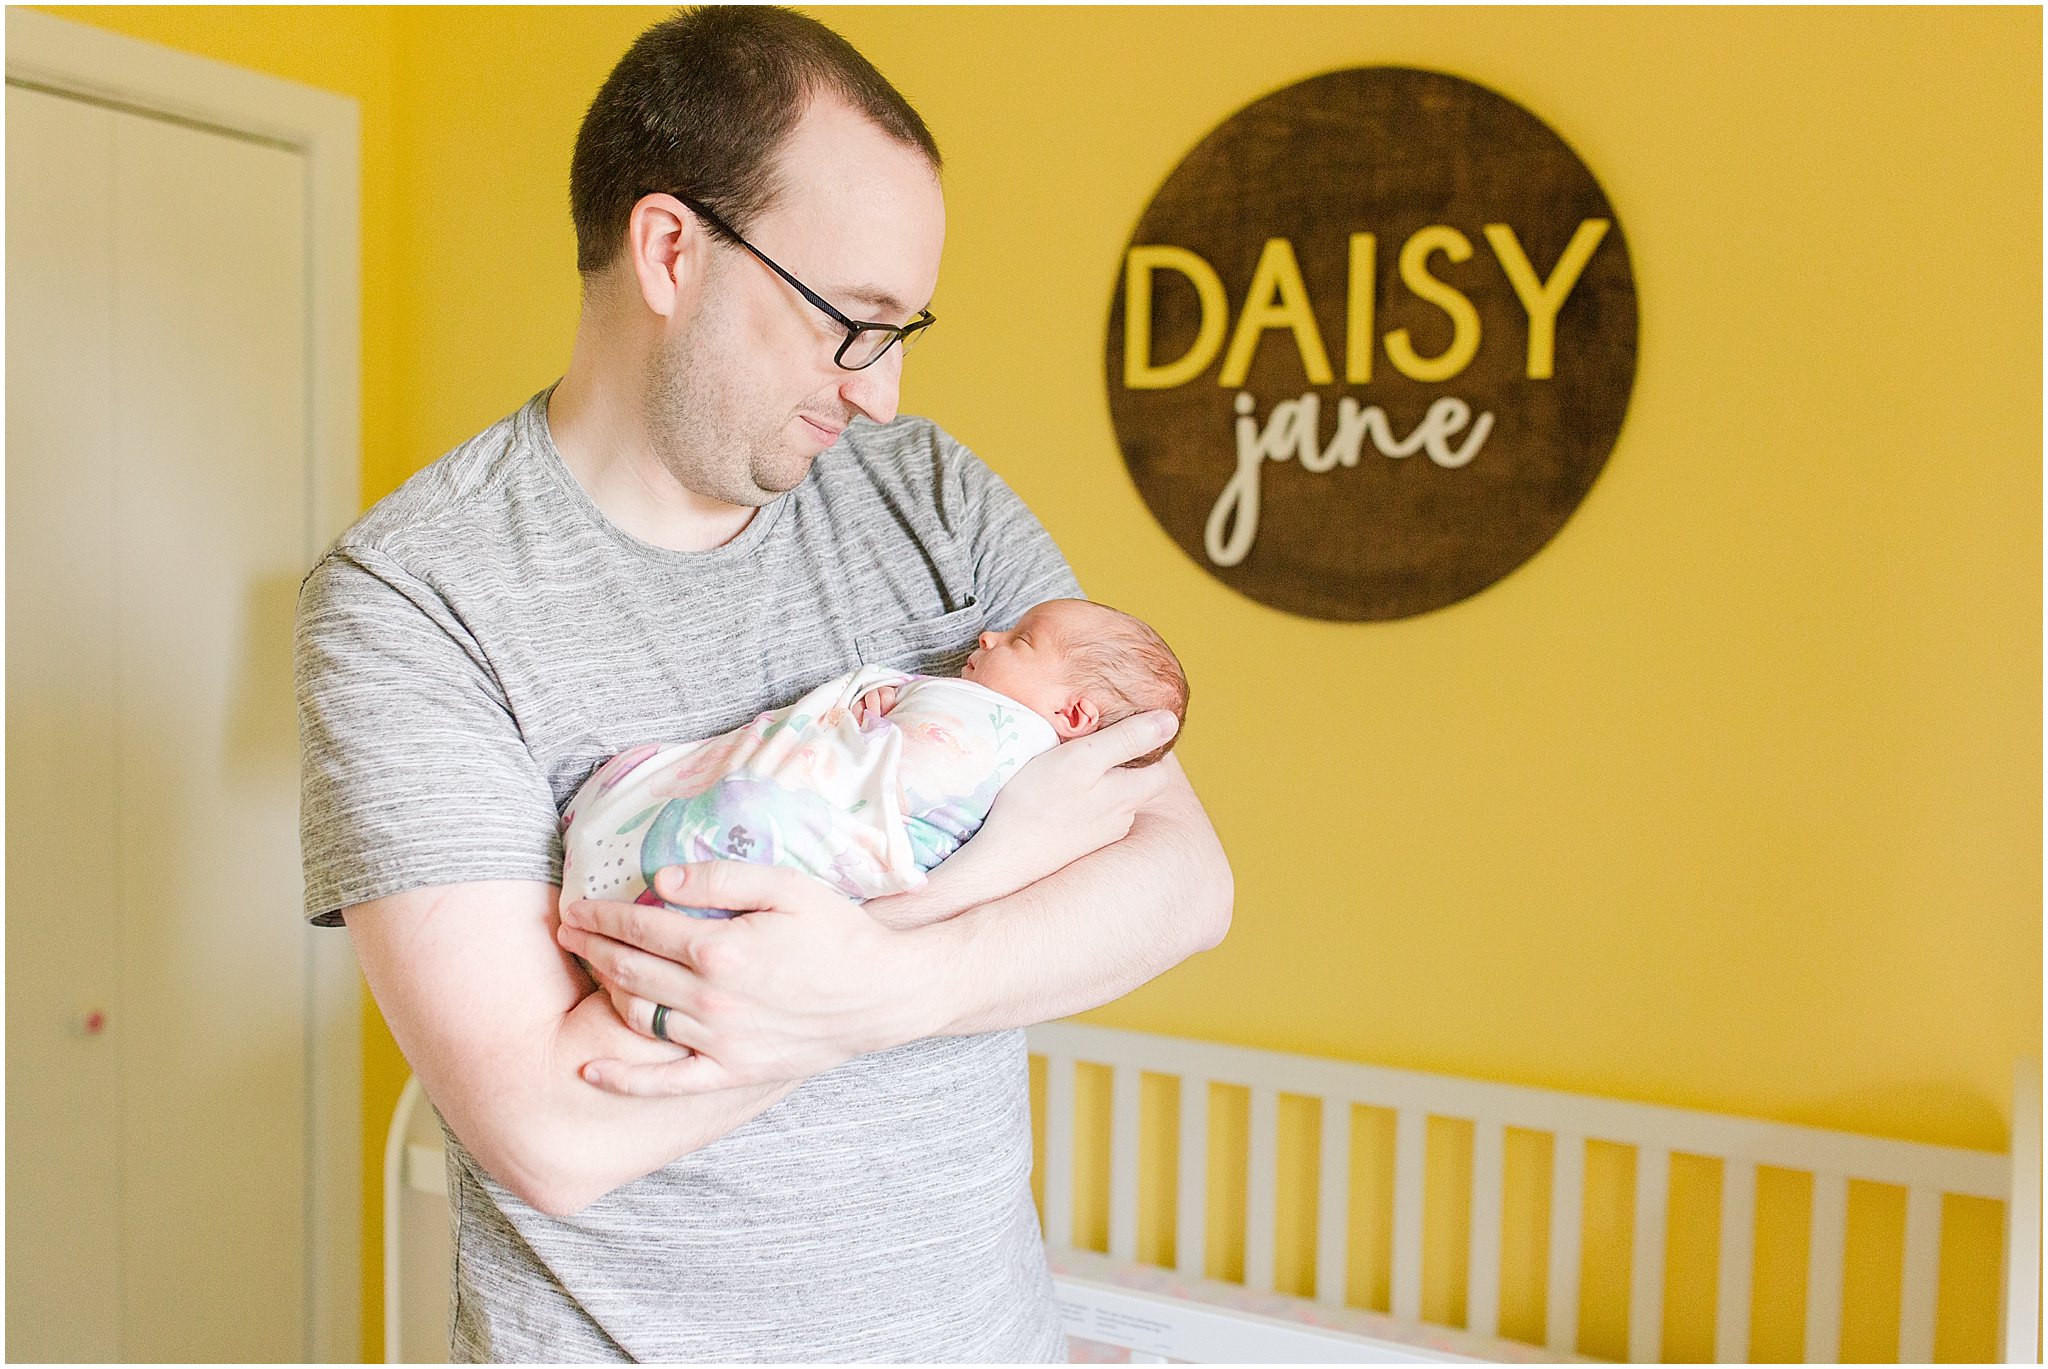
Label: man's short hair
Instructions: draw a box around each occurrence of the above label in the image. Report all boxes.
[569,6,942,279]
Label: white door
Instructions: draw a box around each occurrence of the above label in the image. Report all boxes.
[7,81,313,1361]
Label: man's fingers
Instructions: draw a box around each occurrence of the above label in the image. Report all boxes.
[642,998,708,1053]
[1070,709,1179,771]
[608,987,706,1052]
[652,861,852,917]
[579,1053,734,1097]
[560,923,657,989]
[560,895,714,966]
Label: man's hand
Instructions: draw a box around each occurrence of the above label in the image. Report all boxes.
[560,706,1186,1097]
[985,708,1177,857]
[862,708,1180,930]
[556,863,931,1095]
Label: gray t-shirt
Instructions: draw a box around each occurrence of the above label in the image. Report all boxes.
[295,386,1080,1362]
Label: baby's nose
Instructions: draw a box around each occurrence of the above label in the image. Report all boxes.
[977,630,997,649]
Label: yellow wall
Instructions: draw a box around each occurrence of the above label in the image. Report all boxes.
[44,6,2039,1361]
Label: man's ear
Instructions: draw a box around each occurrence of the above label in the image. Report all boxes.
[1054,694,1102,740]
[625,194,703,318]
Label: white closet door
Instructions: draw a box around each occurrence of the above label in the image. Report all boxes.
[6,80,124,1366]
[6,81,311,1362]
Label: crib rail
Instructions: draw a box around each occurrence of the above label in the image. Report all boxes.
[383,1075,434,1366]
[381,1037,2039,1364]
[1028,1023,2039,1364]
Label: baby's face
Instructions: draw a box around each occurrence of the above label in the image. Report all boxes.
[962,600,1096,737]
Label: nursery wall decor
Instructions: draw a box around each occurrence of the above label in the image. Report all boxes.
[1107,67,1639,621]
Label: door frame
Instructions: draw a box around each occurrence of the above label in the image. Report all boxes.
[6,9,363,1361]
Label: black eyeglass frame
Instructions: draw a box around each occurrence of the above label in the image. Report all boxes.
[646,189,936,371]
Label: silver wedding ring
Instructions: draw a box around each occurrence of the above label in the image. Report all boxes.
[651,1002,672,1042]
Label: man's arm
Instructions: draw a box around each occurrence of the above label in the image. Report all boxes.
[345,879,797,1216]
[861,722,1211,935]
[297,552,806,1215]
[556,715,1232,1095]
[903,755,1229,1034]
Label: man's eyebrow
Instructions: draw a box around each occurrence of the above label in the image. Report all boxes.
[835,284,921,321]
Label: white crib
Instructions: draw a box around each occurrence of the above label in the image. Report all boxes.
[384,1025,2040,1363]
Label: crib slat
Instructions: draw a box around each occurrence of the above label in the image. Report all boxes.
[1467,1120,1506,1339]
[403,1141,446,1198]
[1177,1076,1209,1277]
[1546,1132,1586,1355]
[1109,1065,1142,1262]
[1391,1108,1427,1322]
[1714,1158,1757,1363]
[1897,1186,1941,1364]
[1246,1086,1280,1291]
[1804,1173,1849,1364]
[2001,1060,2043,1365]
[1045,1054,1076,1250]
[1316,1099,1352,1306]
[1628,1145,1671,1364]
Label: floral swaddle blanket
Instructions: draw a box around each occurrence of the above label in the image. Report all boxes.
[560,665,1059,917]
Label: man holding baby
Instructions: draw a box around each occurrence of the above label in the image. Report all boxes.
[295,6,1230,1361]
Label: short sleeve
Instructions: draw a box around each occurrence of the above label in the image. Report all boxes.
[295,549,562,926]
[943,436,1085,629]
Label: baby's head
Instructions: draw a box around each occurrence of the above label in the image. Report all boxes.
[962,599,1189,767]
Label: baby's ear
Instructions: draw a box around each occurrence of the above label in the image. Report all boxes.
[1054,694,1103,740]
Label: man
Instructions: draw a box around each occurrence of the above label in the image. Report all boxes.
[296,7,1230,1362]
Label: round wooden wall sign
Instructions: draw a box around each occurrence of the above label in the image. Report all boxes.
[1105,67,1638,621]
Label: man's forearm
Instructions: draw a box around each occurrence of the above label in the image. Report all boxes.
[862,833,1035,929]
[547,748,1231,1101]
[346,881,798,1219]
[519,991,798,1214]
[896,769,1231,1039]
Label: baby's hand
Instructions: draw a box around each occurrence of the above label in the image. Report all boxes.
[851,685,899,727]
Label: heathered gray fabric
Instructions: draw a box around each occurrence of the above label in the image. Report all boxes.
[295,386,1079,1362]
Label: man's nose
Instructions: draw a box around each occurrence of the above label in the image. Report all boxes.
[836,351,902,426]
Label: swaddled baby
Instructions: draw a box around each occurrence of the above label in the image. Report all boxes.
[559,598,1188,918]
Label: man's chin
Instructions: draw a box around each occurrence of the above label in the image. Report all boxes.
[751,456,816,497]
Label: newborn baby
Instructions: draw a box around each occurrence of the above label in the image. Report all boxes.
[559,598,1188,919]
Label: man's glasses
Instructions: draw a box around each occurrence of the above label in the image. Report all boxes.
[649,190,936,371]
